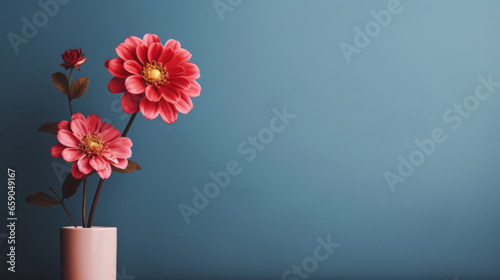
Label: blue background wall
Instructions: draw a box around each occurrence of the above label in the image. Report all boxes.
[1,0,500,279]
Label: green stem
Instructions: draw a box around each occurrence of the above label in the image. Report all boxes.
[67,68,74,116]
[86,113,138,228]
[82,177,87,228]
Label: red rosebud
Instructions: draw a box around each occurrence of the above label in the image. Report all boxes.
[59,48,87,71]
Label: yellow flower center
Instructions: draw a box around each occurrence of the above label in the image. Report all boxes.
[80,134,105,156]
[142,61,168,86]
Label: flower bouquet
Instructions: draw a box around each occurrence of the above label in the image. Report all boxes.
[25,34,200,280]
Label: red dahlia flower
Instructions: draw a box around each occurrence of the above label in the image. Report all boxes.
[51,113,133,179]
[59,48,87,71]
[105,34,201,124]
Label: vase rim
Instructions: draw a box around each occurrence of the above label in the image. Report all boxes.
[60,226,116,230]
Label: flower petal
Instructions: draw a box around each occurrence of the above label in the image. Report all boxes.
[116,43,137,61]
[105,58,129,78]
[108,77,126,93]
[100,123,121,143]
[167,65,184,77]
[121,92,143,114]
[71,112,85,122]
[186,80,201,97]
[148,43,163,62]
[102,151,119,165]
[165,39,180,51]
[86,114,103,135]
[51,143,65,158]
[159,85,180,103]
[125,36,142,47]
[74,58,87,67]
[158,47,174,65]
[71,162,85,179]
[145,85,162,102]
[90,155,107,171]
[57,130,80,147]
[107,137,133,158]
[125,75,147,94]
[175,93,193,114]
[70,118,87,138]
[62,148,85,162]
[97,163,112,179]
[111,158,128,169]
[58,120,70,131]
[136,44,149,65]
[78,157,93,174]
[167,49,192,67]
[159,99,178,124]
[182,62,200,78]
[139,98,161,120]
[123,60,142,75]
[108,136,133,148]
[143,34,160,46]
[169,77,191,90]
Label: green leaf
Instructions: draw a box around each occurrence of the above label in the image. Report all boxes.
[52,72,69,95]
[62,173,83,199]
[111,160,142,174]
[37,122,59,135]
[69,77,89,100]
[25,192,60,207]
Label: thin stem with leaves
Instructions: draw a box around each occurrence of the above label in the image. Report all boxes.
[50,188,76,228]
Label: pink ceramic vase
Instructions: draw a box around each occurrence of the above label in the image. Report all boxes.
[60,226,117,280]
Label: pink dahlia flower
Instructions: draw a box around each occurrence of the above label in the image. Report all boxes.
[51,113,133,179]
[105,34,201,124]
[59,48,87,71]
